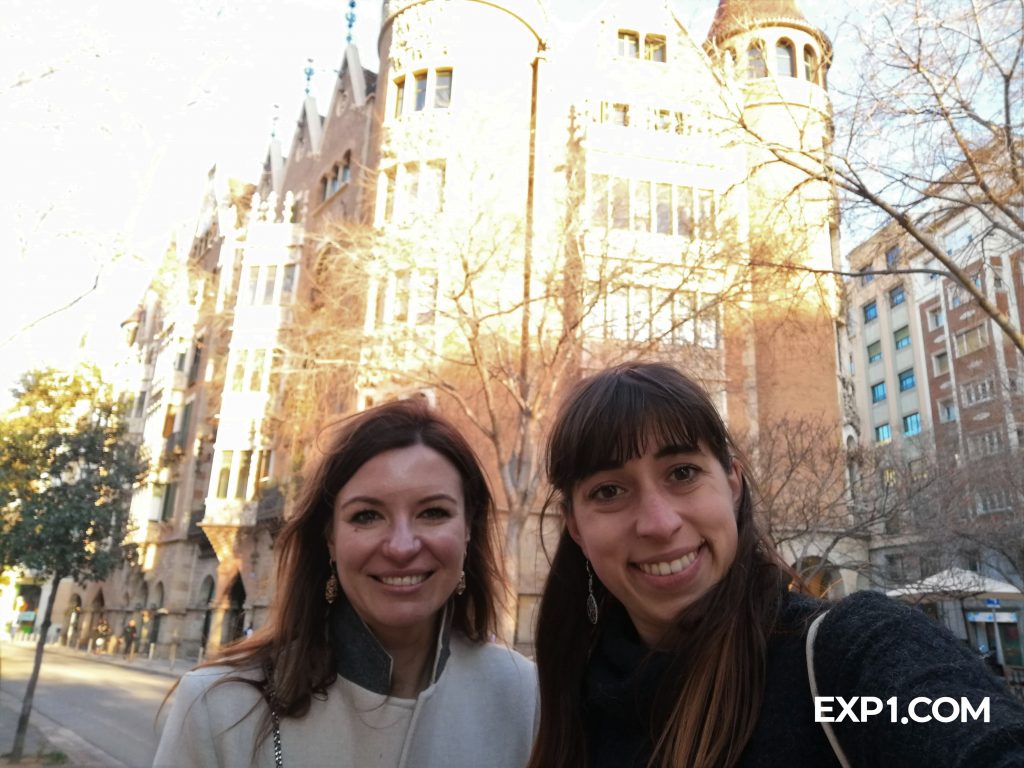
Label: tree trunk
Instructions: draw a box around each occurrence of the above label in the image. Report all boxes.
[500,513,526,647]
[9,571,62,762]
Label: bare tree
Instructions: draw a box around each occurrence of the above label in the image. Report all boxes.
[708,0,1023,353]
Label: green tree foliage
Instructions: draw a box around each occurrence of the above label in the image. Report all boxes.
[0,366,145,762]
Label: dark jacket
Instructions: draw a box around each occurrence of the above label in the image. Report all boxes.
[583,591,1024,767]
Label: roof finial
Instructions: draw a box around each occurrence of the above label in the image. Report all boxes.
[304,58,315,95]
[270,104,280,139]
[346,0,358,45]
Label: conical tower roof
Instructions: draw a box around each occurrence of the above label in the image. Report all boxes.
[706,0,825,49]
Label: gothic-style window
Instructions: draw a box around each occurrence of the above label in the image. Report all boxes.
[748,42,768,78]
[776,39,796,77]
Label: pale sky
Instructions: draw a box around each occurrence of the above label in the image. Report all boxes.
[1,0,837,408]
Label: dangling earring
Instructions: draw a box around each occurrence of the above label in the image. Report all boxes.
[585,560,599,625]
[455,570,466,596]
[325,561,339,604]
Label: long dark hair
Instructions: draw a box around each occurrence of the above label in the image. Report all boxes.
[197,398,503,738]
[527,362,788,768]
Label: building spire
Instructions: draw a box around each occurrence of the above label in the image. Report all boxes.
[304,58,315,96]
[270,104,280,140]
[346,0,357,45]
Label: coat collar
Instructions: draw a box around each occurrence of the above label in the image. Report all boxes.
[328,592,453,695]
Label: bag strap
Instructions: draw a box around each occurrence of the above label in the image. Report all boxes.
[806,611,851,768]
[263,665,284,768]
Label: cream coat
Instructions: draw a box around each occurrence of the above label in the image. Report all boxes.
[153,634,537,768]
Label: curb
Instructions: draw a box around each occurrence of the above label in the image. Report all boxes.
[36,643,193,681]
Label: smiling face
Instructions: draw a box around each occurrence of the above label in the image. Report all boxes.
[566,441,741,647]
[328,444,469,650]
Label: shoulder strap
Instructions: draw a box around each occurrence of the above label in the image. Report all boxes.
[806,612,851,768]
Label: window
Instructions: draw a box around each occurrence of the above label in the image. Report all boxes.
[633,181,651,231]
[424,161,446,215]
[933,350,949,375]
[967,430,1003,457]
[255,450,273,496]
[803,45,817,82]
[394,77,405,117]
[867,341,882,363]
[961,378,994,406]
[611,178,629,229]
[341,151,352,184]
[231,349,248,391]
[654,109,674,132]
[281,264,296,304]
[134,391,146,418]
[160,482,177,522]
[247,266,260,304]
[928,307,944,330]
[944,224,972,255]
[863,301,878,322]
[235,450,253,499]
[889,285,905,307]
[696,189,716,238]
[885,245,900,268]
[655,183,672,234]
[382,168,396,222]
[249,349,265,391]
[413,72,427,111]
[608,103,629,126]
[747,42,768,78]
[949,285,964,308]
[216,451,234,499]
[644,35,666,61]
[859,266,874,285]
[938,399,957,423]
[591,174,608,228]
[435,69,452,108]
[954,324,988,357]
[263,265,277,304]
[618,30,639,58]
[902,412,921,436]
[776,39,796,77]
[415,270,439,325]
[898,369,916,391]
[393,270,411,324]
[875,423,892,443]
[871,381,887,403]
[893,326,911,350]
[675,186,693,238]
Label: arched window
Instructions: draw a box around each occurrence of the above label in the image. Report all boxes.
[747,42,767,78]
[341,150,352,184]
[776,39,796,77]
[804,45,818,83]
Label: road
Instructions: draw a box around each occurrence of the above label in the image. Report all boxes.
[0,642,179,767]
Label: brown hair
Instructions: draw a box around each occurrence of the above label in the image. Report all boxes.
[527,362,788,768]
[194,398,503,740]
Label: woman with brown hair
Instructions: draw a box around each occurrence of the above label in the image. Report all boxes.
[155,399,537,767]
[527,361,1024,768]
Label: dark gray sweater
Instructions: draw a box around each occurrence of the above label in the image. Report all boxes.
[583,590,1024,767]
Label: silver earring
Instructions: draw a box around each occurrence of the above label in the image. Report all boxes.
[455,570,466,596]
[585,561,599,625]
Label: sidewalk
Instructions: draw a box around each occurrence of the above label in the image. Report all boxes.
[28,641,197,681]
[0,690,51,764]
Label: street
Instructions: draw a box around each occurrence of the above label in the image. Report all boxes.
[1,642,180,767]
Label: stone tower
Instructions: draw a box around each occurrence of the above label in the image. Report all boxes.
[706,0,842,431]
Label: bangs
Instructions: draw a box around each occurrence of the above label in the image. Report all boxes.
[548,367,731,493]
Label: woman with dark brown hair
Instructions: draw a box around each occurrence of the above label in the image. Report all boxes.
[155,399,537,767]
[527,362,1024,768]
